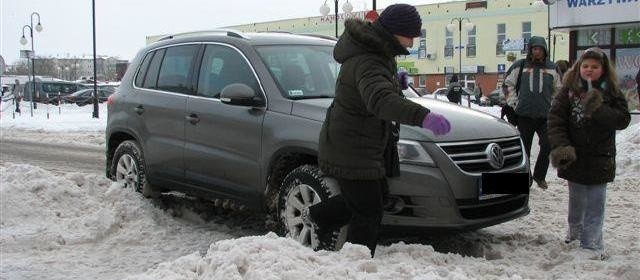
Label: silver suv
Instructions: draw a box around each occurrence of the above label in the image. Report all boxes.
[106,30,530,249]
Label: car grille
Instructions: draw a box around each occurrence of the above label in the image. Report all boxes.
[457,195,528,219]
[437,136,524,174]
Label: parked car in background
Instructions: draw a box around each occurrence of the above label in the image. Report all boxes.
[22,81,84,104]
[427,87,476,104]
[107,30,530,251]
[64,88,115,106]
[480,88,507,107]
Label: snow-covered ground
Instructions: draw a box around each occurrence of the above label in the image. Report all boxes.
[1,100,639,279]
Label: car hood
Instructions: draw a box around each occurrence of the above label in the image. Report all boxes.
[291,97,518,142]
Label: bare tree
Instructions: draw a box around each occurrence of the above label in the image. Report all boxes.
[6,60,30,75]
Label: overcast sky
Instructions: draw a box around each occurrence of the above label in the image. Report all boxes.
[1,0,452,64]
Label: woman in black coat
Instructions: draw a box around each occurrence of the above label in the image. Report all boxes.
[310,4,451,257]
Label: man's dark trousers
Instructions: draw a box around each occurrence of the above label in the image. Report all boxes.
[517,115,551,181]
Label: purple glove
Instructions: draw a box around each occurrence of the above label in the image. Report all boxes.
[422,112,451,136]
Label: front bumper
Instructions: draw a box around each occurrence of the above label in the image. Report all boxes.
[381,156,530,232]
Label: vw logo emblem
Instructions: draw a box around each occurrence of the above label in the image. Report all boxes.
[486,143,504,169]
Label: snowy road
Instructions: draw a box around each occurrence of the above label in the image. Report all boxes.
[0,138,104,174]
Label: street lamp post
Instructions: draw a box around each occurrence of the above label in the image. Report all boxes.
[446,17,474,78]
[533,0,557,52]
[19,12,43,116]
[92,0,99,118]
[319,0,354,38]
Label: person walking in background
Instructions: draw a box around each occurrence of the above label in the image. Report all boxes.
[547,47,630,260]
[446,74,463,104]
[307,3,451,257]
[503,36,561,190]
[555,59,570,80]
[12,79,21,113]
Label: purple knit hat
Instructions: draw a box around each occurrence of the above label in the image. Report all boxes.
[377,4,422,38]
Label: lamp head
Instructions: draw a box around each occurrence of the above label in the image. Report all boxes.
[446,23,456,33]
[35,23,43,32]
[20,36,28,46]
[319,2,330,16]
[342,1,353,13]
[463,22,474,32]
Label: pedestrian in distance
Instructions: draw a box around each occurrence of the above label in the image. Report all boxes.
[308,3,451,257]
[503,36,561,190]
[555,59,570,80]
[547,47,630,260]
[12,79,22,113]
[446,74,463,104]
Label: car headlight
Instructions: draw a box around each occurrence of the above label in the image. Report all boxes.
[397,139,435,166]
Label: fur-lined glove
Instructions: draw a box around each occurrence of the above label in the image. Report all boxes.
[551,146,576,170]
[582,89,603,118]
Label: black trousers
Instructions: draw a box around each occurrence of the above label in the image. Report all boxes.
[309,177,385,256]
[517,116,551,181]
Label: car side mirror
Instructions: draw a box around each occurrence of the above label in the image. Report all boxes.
[220,83,264,107]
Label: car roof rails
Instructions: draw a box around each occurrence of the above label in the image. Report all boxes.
[254,31,337,41]
[298,33,338,41]
[158,29,249,41]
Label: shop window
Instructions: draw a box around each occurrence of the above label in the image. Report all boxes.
[577,29,612,47]
[615,48,640,112]
[419,75,427,87]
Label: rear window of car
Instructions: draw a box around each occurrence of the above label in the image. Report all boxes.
[41,83,80,94]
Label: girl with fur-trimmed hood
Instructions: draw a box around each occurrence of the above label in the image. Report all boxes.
[547,47,630,260]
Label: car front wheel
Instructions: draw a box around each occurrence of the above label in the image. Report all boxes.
[278,165,347,251]
[110,140,159,198]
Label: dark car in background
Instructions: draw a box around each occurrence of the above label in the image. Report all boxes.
[106,30,530,251]
[22,81,84,104]
[64,88,115,106]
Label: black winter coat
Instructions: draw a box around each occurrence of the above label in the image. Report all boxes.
[548,85,630,185]
[318,19,430,180]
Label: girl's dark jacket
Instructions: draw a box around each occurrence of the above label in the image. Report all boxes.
[547,82,630,185]
[318,19,430,180]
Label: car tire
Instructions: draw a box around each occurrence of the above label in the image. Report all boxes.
[278,164,347,251]
[110,140,160,198]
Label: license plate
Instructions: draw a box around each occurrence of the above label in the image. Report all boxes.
[479,172,529,200]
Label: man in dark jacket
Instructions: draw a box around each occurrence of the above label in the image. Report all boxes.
[503,36,561,189]
[447,74,463,104]
[309,4,451,257]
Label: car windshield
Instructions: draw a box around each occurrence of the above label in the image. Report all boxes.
[256,45,338,100]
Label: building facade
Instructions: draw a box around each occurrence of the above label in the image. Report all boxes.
[548,0,639,112]
[223,0,568,95]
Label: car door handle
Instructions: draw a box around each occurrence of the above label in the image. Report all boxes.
[134,105,145,115]
[186,114,200,124]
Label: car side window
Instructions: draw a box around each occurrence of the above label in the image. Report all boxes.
[134,52,154,88]
[157,45,198,94]
[144,49,165,89]
[197,44,260,99]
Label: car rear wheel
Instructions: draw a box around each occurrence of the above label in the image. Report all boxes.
[110,140,160,198]
[278,165,347,251]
